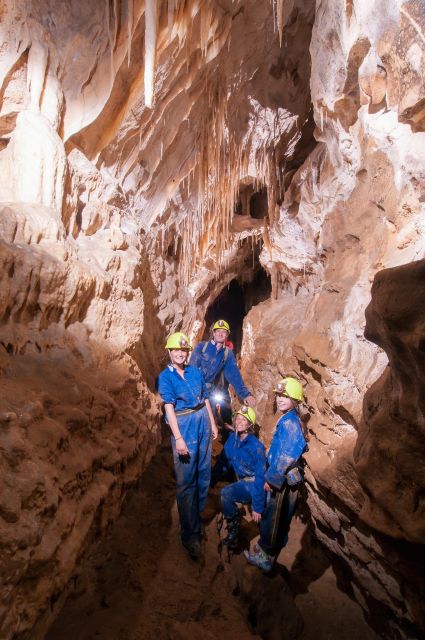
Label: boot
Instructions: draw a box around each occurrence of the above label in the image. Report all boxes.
[182,539,202,560]
[223,514,241,549]
[243,545,274,572]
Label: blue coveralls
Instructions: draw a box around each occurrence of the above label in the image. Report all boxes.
[157,364,212,544]
[259,409,306,556]
[190,341,251,400]
[212,432,266,518]
[190,341,251,427]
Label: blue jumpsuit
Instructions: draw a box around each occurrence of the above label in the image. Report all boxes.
[259,409,306,556]
[190,341,251,400]
[212,432,266,518]
[157,364,211,544]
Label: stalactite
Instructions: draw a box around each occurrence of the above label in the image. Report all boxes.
[147,0,286,286]
[168,0,175,38]
[200,3,213,56]
[276,0,284,46]
[113,0,120,50]
[144,0,158,108]
[106,0,115,90]
[127,0,133,66]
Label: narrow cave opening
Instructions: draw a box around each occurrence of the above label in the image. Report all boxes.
[203,257,272,355]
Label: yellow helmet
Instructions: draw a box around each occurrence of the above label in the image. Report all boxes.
[234,405,256,426]
[165,332,192,350]
[212,319,230,332]
[274,377,304,402]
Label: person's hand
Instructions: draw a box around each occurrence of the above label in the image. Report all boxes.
[211,422,219,440]
[252,511,262,523]
[175,436,189,455]
[244,395,255,407]
[224,422,234,431]
[264,482,272,492]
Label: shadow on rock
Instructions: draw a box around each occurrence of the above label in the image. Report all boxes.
[232,555,304,640]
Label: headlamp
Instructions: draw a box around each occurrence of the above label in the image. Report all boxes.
[213,391,224,403]
[275,382,289,396]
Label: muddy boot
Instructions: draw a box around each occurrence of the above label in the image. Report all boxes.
[223,514,241,550]
[243,545,274,572]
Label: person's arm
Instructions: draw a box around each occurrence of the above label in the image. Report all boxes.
[205,398,218,440]
[265,417,306,489]
[189,343,203,369]
[158,370,188,455]
[223,351,253,401]
[252,443,267,520]
[164,403,189,455]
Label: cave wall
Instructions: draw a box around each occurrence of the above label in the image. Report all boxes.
[240,1,425,636]
[0,1,314,637]
[0,0,424,638]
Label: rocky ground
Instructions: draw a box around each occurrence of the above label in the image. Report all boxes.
[45,437,379,640]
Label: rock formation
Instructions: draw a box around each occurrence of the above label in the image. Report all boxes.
[0,0,424,638]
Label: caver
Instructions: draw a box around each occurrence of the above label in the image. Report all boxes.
[244,377,307,572]
[157,332,218,560]
[190,319,254,432]
[212,405,266,550]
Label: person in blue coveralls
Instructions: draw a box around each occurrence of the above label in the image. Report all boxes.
[244,377,307,572]
[157,332,218,560]
[211,405,266,550]
[190,319,254,429]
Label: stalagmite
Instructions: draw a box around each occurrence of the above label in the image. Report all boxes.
[144,0,158,108]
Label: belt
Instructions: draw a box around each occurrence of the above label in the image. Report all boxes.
[175,402,206,417]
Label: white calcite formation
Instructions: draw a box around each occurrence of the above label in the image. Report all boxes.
[0,1,424,638]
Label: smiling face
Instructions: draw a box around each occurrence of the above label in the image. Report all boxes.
[234,413,251,433]
[169,348,190,367]
[275,393,295,413]
[213,328,229,344]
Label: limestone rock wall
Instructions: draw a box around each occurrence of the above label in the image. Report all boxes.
[0,0,424,638]
[240,1,425,636]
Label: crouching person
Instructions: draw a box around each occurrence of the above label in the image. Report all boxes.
[244,377,307,572]
[212,406,266,549]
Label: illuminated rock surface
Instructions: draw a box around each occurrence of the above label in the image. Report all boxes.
[0,0,424,638]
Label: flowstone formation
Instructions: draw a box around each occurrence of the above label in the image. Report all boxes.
[0,0,424,638]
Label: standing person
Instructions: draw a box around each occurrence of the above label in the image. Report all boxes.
[244,377,307,572]
[157,332,218,560]
[212,405,266,549]
[190,319,254,427]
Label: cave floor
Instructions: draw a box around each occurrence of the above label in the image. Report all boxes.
[46,440,379,640]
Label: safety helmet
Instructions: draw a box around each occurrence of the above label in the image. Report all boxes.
[274,377,304,402]
[212,319,230,332]
[165,332,192,350]
[234,405,256,426]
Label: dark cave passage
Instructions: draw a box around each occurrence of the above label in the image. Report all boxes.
[203,261,272,356]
